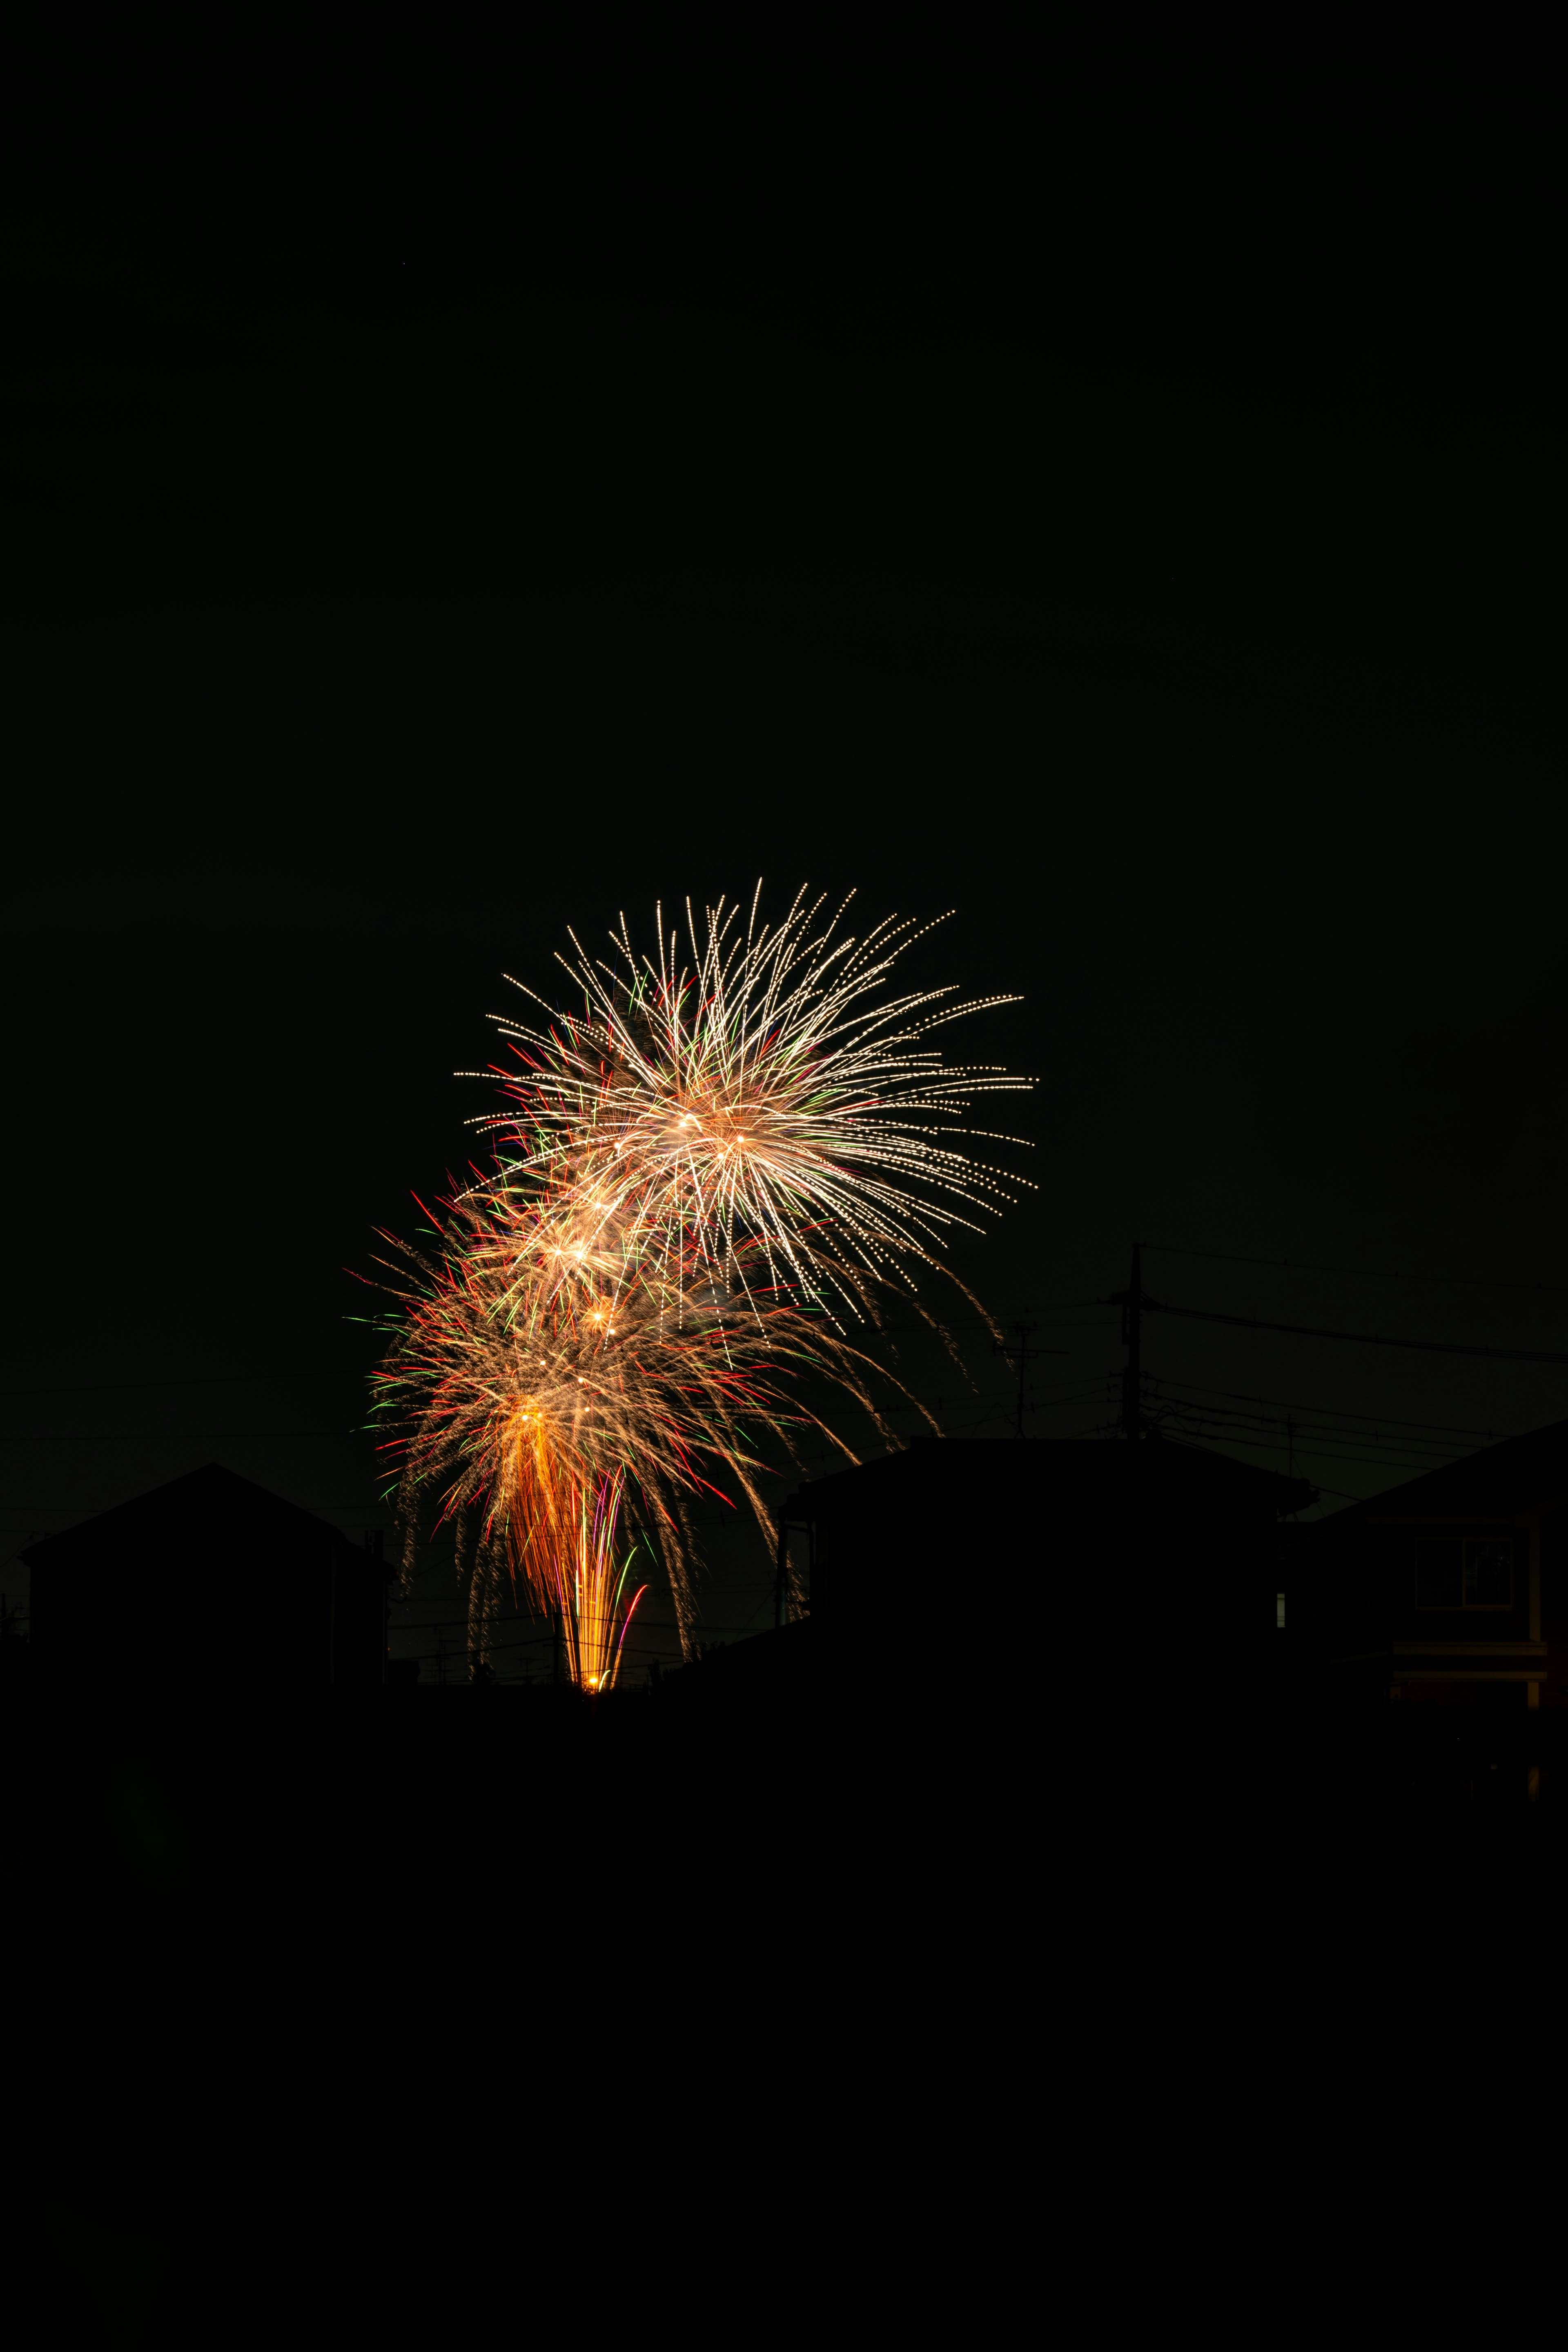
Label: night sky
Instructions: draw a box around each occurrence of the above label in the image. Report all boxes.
[4,11,1565,1674]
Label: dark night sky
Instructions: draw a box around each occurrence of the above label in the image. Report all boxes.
[4,9,1565,1669]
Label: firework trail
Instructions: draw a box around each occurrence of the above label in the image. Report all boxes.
[372,1190,904,1670]
[373,886,1030,1684]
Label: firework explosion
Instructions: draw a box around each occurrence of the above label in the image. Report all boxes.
[372,887,1030,1687]
[374,1193,888,1671]
[474,885,1029,1322]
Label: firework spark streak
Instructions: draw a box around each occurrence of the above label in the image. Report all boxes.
[370,886,1031,1686]
[470,884,1033,1325]
[372,1196,904,1672]
[518,1466,645,1694]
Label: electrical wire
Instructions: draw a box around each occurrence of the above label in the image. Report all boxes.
[1145,1241,1568,1294]
[1151,1399,1469,1458]
[1147,1373,1502,1442]
[1149,1296,1568,1365]
[1154,1419,1448,1478]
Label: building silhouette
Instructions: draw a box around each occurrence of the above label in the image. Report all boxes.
[1296,1417,1568,1711]
[19,1463,390,1692]
[785,1432,1313,1689]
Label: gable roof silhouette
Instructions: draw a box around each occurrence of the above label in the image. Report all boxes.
[19,1461,363,1576]
[20,1463,388,1689]
[796,1433,1312,1520]
[1307,1417,1568,1527]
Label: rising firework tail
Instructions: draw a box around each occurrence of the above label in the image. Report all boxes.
[371,1205,907,1665]
[371,886,1031,1686]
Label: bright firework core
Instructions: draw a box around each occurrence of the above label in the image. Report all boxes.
[372,886,1032,1688]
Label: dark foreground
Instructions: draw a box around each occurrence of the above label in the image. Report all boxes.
[2,1633,830,2342]
[5,1641,1568,2341]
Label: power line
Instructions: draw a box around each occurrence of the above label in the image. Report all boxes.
[1151,1401,1474,1461]
[1149,1381,1498,1476]
[1149,1373,1502,1442]
[1158,1423,1460,1473]
[1149,1296,1568,1366]
[1166,1411,1476,1468]
[394,1617,779,1649]
[1155,1416,1456,1479]
[1145,1241,1568,1295]
[0,1316,1045,1403]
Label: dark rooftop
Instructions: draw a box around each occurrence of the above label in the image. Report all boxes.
[796,1433,1312,1519]
[1308,1417,1568,1527]
[20,1461,365,1573]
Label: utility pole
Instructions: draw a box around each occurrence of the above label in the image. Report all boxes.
[992,1324,1069,1437]
[1103,1243,1152,1439]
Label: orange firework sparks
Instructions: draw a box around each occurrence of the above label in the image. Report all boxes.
[371,1187,902,1678]
[371,886,1029,1687]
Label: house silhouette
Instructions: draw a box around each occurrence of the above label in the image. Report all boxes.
[1296,1416,1568,1710]
[787,1432,1313,1686]
[19,1463,389,1691]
